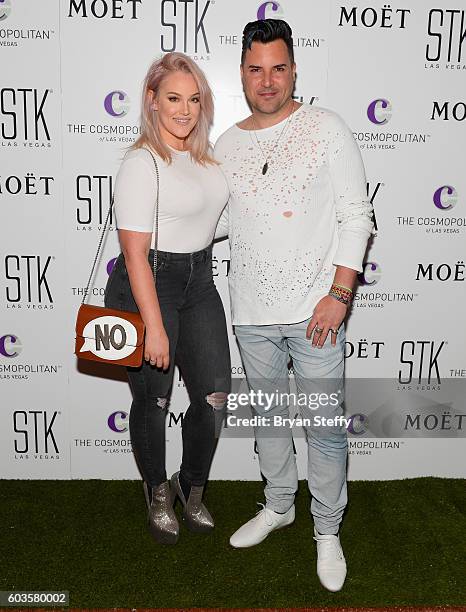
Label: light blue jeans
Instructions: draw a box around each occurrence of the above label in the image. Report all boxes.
[234,317,347,535]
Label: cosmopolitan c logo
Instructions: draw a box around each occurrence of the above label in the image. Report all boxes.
[104,91,130,118]
[108,411,129,433]
[257,1,283,20]
[358,262,382,286]
[367,98,392,125]
[0,0,12,21]
[106,258,118,275]
[0,334,22,357]
[347,413,368,435]
[433,186,457,211]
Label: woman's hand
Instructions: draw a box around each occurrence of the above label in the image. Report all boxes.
[144,326,170,370]
[306,295,347,348]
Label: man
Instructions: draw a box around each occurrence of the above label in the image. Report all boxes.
[214,19,373,592]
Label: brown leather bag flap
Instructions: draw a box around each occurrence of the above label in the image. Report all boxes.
[75,303,145,348]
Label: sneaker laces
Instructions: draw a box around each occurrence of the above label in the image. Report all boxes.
[314,534,344,562]
[253,502,274,527]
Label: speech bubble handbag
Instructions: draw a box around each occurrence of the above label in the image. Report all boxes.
[74,148,160,367]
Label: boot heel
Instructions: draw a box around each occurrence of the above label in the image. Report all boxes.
[143,481,151,509]
[170,471,214,533]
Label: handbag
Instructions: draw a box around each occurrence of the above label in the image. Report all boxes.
[74,148,160,367]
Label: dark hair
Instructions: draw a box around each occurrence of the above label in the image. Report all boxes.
[241,19,294,65]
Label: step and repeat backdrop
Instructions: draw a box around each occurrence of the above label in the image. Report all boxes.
[1,0,465,480]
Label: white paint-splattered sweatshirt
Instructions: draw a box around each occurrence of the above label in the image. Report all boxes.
[214,104,374,326]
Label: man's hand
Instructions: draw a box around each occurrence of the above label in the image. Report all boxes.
[306,295,348,348]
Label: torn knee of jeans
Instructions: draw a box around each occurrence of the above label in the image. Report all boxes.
[205,392,228,410]
[156,397,168,410]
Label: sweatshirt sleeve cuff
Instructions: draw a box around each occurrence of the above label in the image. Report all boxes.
[332,235,371,272]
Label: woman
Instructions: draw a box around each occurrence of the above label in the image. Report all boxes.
[104,52,231,545]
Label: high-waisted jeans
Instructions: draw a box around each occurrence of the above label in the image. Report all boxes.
[104,245,231,488]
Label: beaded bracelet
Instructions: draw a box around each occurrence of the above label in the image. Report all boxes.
[329,290,351,305]
[332,283,353,293]
[329,283,353,306]
[330,284,353,299]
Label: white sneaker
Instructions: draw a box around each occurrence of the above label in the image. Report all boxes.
[230,503,295,548]
[314,528,347,592]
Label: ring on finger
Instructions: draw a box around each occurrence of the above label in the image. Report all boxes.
[330,328,338,335]
[315,326,324,334]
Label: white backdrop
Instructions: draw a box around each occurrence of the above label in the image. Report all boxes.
[1,0,465,480]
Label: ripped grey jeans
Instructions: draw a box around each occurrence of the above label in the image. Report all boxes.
[104,245,231,488]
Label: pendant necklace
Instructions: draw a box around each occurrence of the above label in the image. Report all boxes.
[250,102,296,175]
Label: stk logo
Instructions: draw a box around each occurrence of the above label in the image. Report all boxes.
[14,410,59,454]
[367,98,392,125]
[358,261,382,286]
[76,175,114,225]
[160,0,210,54]
[104,91,130,118]
[257,1,283,20]
[4,255,53,303]
[0,0,12,21]
[108,411,129,433]
[426,9,465,63]
[1,88,51,141]
[433,185,457,211]
[0,334,22,357]
[398,340,444,384]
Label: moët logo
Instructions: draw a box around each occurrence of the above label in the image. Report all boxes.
[338,5,410,28]
[68,0,141,19]
[416,262,464,282]
[431,102,466,121]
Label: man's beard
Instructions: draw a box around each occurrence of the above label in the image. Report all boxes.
[247,90,293,116]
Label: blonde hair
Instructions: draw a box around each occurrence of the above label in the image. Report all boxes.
[132,52,216,165]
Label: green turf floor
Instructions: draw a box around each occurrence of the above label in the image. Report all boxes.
[1,478,465,608]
